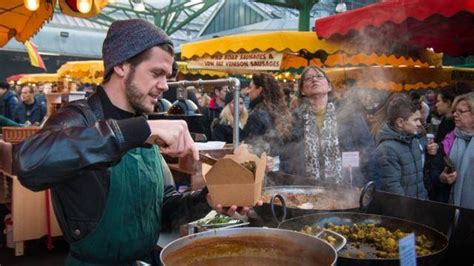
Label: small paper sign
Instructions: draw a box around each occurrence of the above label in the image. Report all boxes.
[342,151,359,168]
[399,233,417,266]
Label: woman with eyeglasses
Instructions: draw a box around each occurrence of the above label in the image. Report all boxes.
[425,86,471,202]
[437,92,474,209]
[281,66,379,187]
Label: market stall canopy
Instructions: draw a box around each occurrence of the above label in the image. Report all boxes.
[315,0,474,57]
[325,66,474,91]
[176,61,227,79]
[181,31,352,59]
[18,73,59,84]
[6,73,26,83]
[181,31,441,74]
[57,60,103,83]
[0,0,108,47]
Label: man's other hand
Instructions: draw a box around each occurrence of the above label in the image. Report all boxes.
[206,193,263,217]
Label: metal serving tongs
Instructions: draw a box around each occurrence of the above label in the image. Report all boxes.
[314,229,347,252]
[270,194,347,252]
[199,153,218,166]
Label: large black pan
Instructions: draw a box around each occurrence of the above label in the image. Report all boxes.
[278,212,448,266]
[255,182,376,223]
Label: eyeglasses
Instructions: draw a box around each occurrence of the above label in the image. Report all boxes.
[452,109,471,115]
[304,74,326,82]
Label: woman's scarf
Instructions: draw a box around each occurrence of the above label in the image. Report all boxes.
[449,127,474,209]
[301,100,343,184]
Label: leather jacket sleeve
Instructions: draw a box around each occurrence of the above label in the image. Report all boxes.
[160,157,211,228]
[15,102,132,191]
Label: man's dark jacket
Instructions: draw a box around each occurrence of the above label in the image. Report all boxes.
[14,87,210,243]
[14,99,47,124]
[1,90,18,120]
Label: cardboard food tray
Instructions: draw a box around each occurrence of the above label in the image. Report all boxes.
[204,145,266,207]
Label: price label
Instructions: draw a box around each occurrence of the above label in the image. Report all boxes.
[342,151,359,168]
[399,233,417,266]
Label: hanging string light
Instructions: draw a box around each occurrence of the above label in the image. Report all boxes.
[132,0,145,12]
[335,1,347,13]
[24,0,40,11]
[77,0,93,13]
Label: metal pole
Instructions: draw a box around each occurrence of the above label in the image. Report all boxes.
[231,78,241,150]
[167,78,241,150]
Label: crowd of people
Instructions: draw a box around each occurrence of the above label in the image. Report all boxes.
[0,82,47,126]
[165,64,473,210]
[0,81,99,129]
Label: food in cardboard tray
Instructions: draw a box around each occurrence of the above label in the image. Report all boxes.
[204,145,266,207]
[240,161,256,176]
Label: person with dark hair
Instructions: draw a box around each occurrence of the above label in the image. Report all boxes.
[0,81,18,120]
[375,94,438,199]
[14,19,254,265]
[282,66,379,187]
[239,78,251,109]
[161,61,201,107]
[200,85,228,139]
[426,85,473,202]
[14,85,47,125]
[34,82,47,105]
[410,91,430,124]
[241,73,292,157]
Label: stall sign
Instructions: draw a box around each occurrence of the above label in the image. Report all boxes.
[187,52,283,72]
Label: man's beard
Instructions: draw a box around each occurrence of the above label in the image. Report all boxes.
[124,67,153,114]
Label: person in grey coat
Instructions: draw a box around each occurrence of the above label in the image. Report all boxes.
[376,94,438,199]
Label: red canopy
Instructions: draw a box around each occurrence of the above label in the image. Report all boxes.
[6,74,26,83]
[315,0,474,57]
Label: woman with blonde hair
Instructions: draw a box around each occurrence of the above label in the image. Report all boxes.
[212,92,248,143]
[440,92,474,209]
[200,93,211,108]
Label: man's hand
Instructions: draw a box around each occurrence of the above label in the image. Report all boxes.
[206,193,263,217]
[440,168,457,185]
[146,120,199,160]
[426,140,438,155]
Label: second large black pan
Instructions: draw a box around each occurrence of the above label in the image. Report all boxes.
[278,212,448,266]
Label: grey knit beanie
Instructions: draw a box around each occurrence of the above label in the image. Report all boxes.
[102,19,174,79]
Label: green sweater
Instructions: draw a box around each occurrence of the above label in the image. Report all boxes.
[0,115,23,127]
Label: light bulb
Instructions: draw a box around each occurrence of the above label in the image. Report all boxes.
[77,0,92,14]
[24,0,40,11]
[335,2,347,13]
[133,2,145,12]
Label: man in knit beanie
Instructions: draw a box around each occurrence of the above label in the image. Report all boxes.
[15,19,257,265]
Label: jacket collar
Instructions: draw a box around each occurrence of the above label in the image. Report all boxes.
[249,95,263,110]
[377,123,414,144]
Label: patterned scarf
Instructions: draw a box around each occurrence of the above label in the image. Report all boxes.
[301,100,343,184]
[449,127,474,209]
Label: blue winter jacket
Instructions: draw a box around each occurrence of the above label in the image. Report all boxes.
[14,100,47,124]
[376,124,428,199]
[2,90,18,120]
